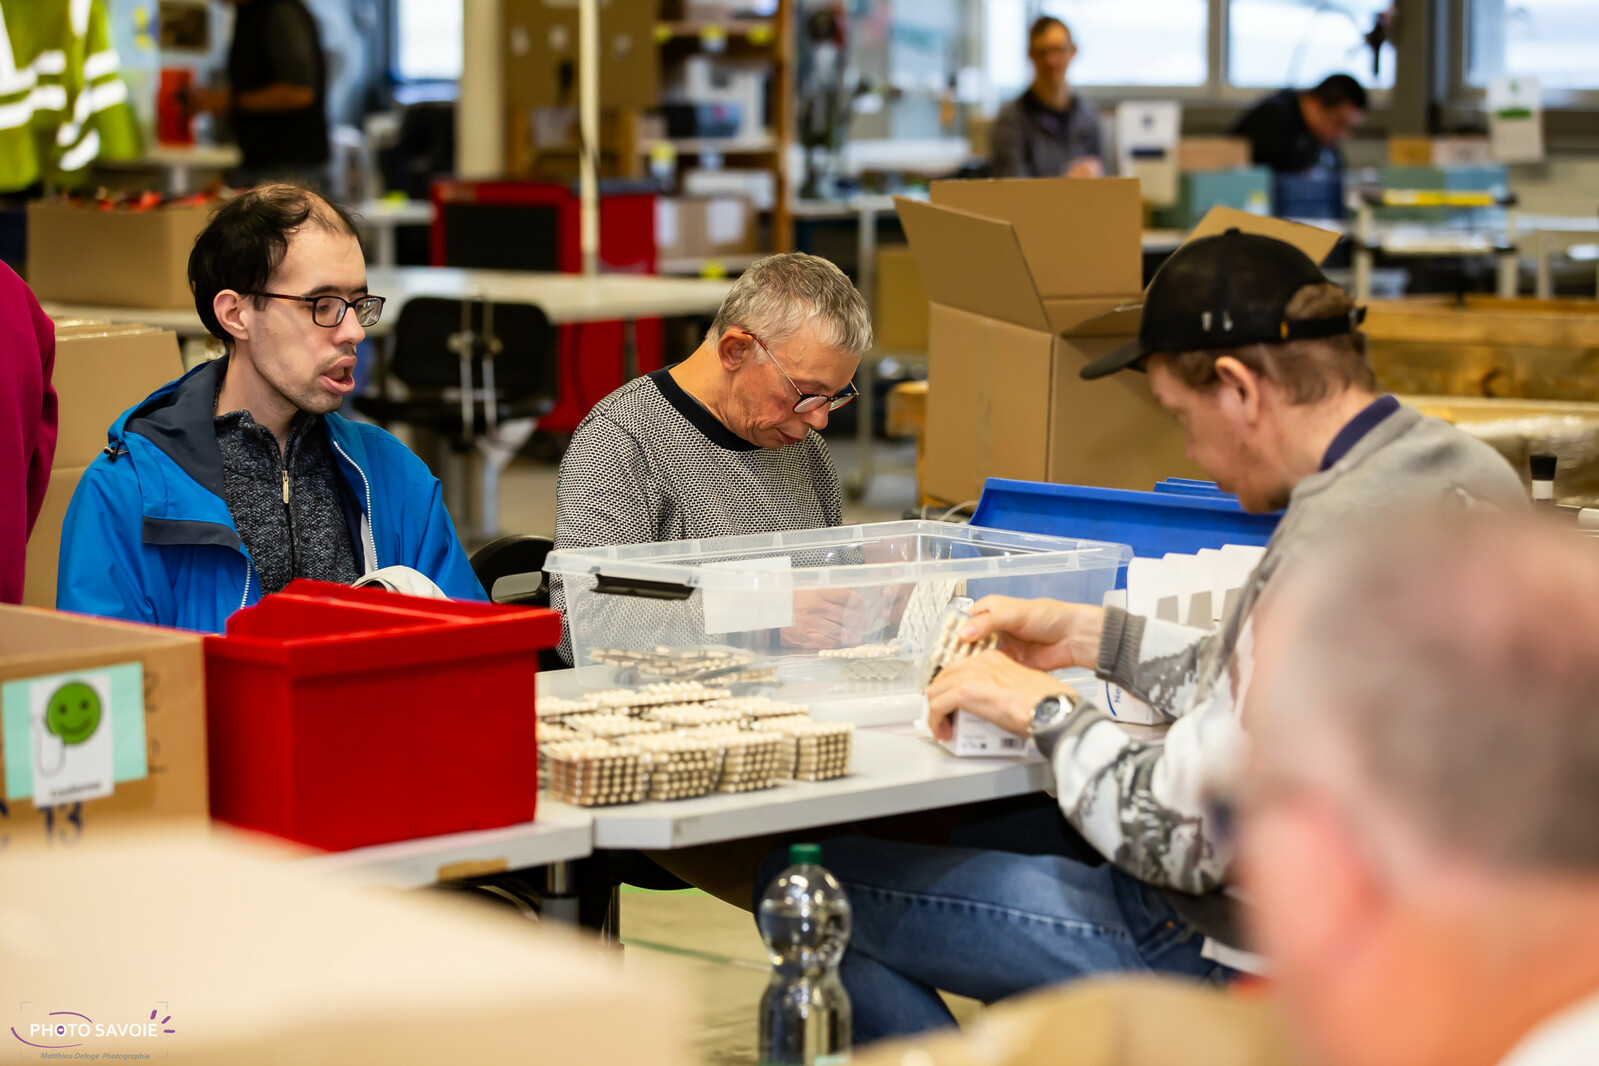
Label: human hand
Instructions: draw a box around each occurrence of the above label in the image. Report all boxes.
[956,596,1104,673]
[925,649,1069,740]
[781,587,873,650]
[185,85,231,115]
[1066,157,1105,179]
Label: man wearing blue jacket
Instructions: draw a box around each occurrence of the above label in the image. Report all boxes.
[57,183,483,632]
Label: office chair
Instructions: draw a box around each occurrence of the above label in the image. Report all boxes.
[356,296,558,543]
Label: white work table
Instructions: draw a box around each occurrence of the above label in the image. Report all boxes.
[39,266,732,338]
[571,726,1053,852]
[353,198,436,268]
[302,726,1048,888]
[300,802,595,890]
[301,664,1057,887]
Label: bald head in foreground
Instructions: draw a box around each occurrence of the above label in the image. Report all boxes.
[1241,514,1599,1066]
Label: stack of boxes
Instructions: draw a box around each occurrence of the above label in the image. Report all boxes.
[1157,136,1273,228]
[895,177,1203,505]
[24,322,184,608]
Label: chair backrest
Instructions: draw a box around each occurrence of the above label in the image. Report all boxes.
[471,534,555,607]
[390,297,558,402]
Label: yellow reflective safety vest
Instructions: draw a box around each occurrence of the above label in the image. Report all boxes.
[0,0,141,193]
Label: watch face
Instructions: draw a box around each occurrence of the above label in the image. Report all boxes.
[1033,696,1062,727]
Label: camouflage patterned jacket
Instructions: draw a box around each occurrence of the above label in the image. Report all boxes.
[1033,403,1527,943]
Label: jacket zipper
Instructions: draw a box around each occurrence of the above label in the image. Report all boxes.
[239,558,254,611]
[331,439,378,574]
[282,461,297,578]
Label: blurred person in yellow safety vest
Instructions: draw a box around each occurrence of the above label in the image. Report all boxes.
[0,0,141,192]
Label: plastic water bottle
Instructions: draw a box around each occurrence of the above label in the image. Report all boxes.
[757,842,853,1065]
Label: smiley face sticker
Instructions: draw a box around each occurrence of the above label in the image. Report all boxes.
[44,681,102,746]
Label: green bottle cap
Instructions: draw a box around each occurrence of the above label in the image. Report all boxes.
[789,843,823,866]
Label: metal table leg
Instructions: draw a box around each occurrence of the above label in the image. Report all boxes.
[1535,230,1553,300]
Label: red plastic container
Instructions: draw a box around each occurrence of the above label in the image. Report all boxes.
[157,68,195,146]
[204,581,561,851]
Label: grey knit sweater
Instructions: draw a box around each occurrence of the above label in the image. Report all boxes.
[550,369,843,664]
[214,407,361,595]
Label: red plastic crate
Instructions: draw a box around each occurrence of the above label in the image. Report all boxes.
[204,581,561,851]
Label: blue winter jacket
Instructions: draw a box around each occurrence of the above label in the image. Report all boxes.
[57,357,485,632]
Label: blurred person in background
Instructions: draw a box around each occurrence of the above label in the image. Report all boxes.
[1232,74,1368,174]
[1239,513,1599,1066]
[990,16,1104,179]
[189,0,330,188]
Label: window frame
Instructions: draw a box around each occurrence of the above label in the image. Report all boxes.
[1443,0,1599,113]
[1018,0,1394,109]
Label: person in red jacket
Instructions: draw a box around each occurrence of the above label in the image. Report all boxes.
[0,262,57,604]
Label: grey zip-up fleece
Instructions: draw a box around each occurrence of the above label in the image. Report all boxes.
[214,407,362,596]
[1033,403,1527,944]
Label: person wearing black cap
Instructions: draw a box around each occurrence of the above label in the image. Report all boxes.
[758,231,1525,1046]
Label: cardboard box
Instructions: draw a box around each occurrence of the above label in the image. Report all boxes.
[0,606,209,845]
[853,975,1295,1066]
[27,200,215,308]
[941,711,1029,757]
[1388,135,1494,166]
[504,0,658,111]
[0,830,693,1064]
[875,244,930,352]
[1178,136,1252,173]
[1156,167,1273,228]
[1388,135,1435,166]
[897,177,1198,504]
[655,196,758,263]
[896,184,1341,505]
[51,324,183,467]
[22,463,84,609]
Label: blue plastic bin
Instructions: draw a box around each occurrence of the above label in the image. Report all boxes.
[1274,172,1345,220]
[970,478,1279,566]
[1152,478,1231,499]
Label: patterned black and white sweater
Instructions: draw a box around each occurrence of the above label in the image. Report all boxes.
[549,369,843,664]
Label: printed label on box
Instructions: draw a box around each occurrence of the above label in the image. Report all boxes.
[2,662,147,806]
[656,198,680,250]
[707,198,746,245]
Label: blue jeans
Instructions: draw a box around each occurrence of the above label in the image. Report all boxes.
[757,837,1235,1045]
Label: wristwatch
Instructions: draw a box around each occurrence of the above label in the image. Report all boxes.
[1028,691,1080,737]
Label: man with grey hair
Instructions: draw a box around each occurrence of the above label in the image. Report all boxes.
[550,251,872,663]
[1238,513,1599,1066]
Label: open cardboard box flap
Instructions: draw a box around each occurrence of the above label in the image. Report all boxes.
[895,196,1051,331]
[928,177,1144,300]
[894,177,1145,333]
[1063,206,1345,339]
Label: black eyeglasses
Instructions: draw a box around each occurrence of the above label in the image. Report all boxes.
[743,331,859,413]
[251,292,386,328]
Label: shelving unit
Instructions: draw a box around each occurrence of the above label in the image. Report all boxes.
[655,19,780,39]
[497,2,796,258]
[657,252,764,276]
[653,0,796,253]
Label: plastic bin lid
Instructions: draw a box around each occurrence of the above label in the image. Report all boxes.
[543,520,1132,592]
[970,478,1279,560]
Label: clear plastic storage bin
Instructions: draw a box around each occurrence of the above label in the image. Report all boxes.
[546,522,1131,721]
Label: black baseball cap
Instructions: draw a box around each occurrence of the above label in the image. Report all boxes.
[1079,229,1362,380]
